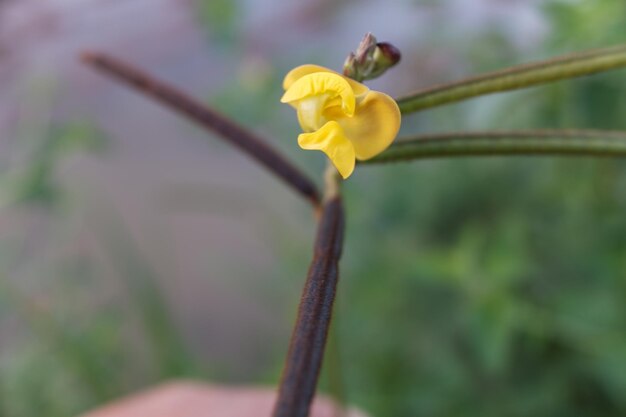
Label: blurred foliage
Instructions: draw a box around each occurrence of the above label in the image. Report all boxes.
[193,0,240,44]
[544,0,626,46]
[340,157,626,416]
[335,1,626,416]
[94,212,202,380]
[3,1,626,417]
[0,115,200,416]
[3,121,106,208]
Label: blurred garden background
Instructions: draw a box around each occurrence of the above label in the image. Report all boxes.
[1,0,626,416]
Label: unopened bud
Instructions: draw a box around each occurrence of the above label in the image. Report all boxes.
[355,33,378,66]
[343,33,401,81]
[375,42,401,67]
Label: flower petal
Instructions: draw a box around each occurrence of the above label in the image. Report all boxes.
[325,91,401,160]
[281,72,356,116]
[282,64,369,97]
[298,121,355,179]
[283,65,331,90]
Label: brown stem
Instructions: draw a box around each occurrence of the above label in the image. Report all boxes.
[80,52,321,207]
[272,195,345,417]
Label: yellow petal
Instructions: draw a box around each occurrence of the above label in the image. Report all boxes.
[282,64,369,97]
[283,65,331,90]
[325,91,401,160]
[297,121,356,179]
[281,72,356,116]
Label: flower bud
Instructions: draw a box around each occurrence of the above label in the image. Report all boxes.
[355,33,378,66]
[343,33,401,81]
[375,42,401,67]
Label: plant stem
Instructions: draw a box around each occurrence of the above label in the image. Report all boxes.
[272,165,345,417]
[80,52,321,207]
[323,162,342,201]
[396,44,626,113]
[364,130,626,163]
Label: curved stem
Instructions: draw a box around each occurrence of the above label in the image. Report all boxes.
[81,52,321,207]
[396,44,626,113]
[364,130,626,163]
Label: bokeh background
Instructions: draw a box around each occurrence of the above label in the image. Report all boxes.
[1,0,626,416]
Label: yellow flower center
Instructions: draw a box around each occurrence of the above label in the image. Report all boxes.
[296,93,331,132]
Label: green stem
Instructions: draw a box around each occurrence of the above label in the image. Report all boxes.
[396,44,626,113]
[364,130,626,163]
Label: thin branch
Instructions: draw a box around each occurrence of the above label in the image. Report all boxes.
[273,195,345,417]
[80,52,321,207]
[364,130,626,163]
[396,44,626,113]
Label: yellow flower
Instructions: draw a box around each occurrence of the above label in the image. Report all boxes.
[281,64,401,179]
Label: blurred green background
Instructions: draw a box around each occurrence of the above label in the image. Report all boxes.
[1,1,626,416]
